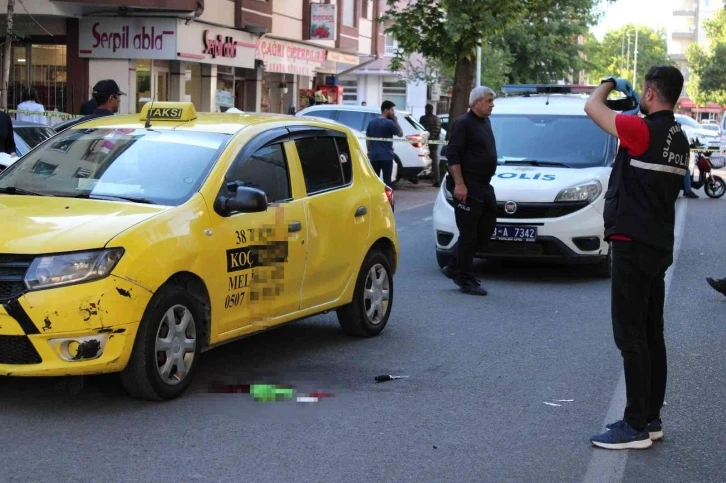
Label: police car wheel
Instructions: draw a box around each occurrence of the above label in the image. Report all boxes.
[121,286,203,401]
[592,252,612,279]
[436,251,451,269]
[337,250,393,337]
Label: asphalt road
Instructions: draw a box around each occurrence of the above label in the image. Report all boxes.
[1,181,724,483]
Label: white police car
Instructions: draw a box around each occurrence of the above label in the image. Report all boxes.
[433,84,619,278]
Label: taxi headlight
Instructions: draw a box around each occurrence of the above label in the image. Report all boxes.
[24,248,124,290]
[555,181,602,203]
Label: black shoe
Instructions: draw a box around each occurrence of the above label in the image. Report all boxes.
[441,265,456,279]
[684,192,699,198]
[706,277,726,296]
[455,275,488,296]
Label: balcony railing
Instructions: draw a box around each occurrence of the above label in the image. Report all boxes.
[670,53,687,60]
[672,29,696,39]
[673,8,696,16]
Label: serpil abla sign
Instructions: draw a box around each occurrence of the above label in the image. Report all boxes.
[79,18,177,59]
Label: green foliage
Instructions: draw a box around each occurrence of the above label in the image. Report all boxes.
[687,9,726,105]
[585,24,671,86]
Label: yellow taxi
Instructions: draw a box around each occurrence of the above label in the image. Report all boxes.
[0,102,398,400]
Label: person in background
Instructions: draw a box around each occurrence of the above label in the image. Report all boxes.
[0,110,17,157]
[366,100,403,187]
[682,166,699,198]
[361,101,367,106]
[419,103,443,187]
[80,97,97,115]
[16,87,46,125]
[55,80,126,132]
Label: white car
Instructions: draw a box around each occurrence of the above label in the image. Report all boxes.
[675,114,719,149]
[0,120,57,172]
[433,85,620,278]
[296,104,432,185]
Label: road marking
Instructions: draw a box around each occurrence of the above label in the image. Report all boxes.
[582,199,689,483]
[396,201,434,213]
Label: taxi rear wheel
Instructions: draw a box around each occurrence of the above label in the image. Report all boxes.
[121,286,203,401]
[337,250,393,337]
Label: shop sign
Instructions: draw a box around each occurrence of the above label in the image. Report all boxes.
[177,20,257,68]
[256,38,326,77]
[327,51,359,65]
[79,18,177,59]
[310,4,336,40]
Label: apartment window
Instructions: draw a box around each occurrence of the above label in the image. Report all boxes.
[382,80,406,110]
[340,79,358,105]
[363,0,373,19]
[384,34,399,56]
[344,0,356,27]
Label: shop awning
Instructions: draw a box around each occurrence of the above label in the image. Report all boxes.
[678,98,726,110]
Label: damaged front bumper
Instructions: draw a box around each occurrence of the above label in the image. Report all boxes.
[0,275,151,377]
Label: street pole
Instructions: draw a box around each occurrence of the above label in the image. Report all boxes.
[476,42,481,87]
[633,29,639,88]
[626,34,631,74]
[2,0,15,109]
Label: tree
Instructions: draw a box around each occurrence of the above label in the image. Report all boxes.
[585,24,670,87]
[498,0,603,84]
[381,0,610,140]
[687,9,726,105]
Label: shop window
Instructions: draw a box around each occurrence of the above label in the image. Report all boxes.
[217,65,235,112]
[2,44,67,113]
[137,60,152,113]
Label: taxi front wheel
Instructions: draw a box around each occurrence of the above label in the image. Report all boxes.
[121,286,203,401]
[337,250,393,337]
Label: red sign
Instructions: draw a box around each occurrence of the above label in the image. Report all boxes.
[202,30,239,59]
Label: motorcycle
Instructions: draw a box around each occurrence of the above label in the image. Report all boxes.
[691,151,726,199]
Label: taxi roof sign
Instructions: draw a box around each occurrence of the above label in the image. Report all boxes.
[139,102,197,122]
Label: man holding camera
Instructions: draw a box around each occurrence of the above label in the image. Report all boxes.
[585,65,689,450]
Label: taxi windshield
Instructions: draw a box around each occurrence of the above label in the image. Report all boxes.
[0,127,231,205]
[490,115,614,168]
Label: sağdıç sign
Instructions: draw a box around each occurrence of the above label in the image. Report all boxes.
[255,38,326,77]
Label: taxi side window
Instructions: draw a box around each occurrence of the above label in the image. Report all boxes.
[295,136,351,195]
[228,143,291,202]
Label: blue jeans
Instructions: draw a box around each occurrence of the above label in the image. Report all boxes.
[683,169,694,193]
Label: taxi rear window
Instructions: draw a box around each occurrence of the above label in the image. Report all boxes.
[0,128,231,206]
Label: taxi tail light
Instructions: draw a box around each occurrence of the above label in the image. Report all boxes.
[406,135,423,148]
[385,186,395,212]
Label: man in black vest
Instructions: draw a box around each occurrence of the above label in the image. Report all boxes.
[585,66,689,450]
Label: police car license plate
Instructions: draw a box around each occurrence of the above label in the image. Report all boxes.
[492,225,537,242]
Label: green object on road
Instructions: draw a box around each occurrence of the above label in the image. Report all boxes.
[251,384,295,402]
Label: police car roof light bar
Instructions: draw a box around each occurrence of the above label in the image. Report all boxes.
[501,84,597,96]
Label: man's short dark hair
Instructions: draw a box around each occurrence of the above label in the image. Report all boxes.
[381,100,395,112]
[644,65,684,106]
[93,94,110,106]
[425,104,434,113]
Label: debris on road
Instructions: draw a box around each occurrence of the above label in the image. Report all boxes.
[375,375,409,383]
[543,402,561,407]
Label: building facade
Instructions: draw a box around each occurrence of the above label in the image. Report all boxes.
[668,0,724,120]
[0,0,433,118]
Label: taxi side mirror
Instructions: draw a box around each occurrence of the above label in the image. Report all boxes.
[216,185,268,215]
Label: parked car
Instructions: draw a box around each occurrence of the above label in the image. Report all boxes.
[0,121,56,172]
[675,114,719,149]
[296,104,432,185]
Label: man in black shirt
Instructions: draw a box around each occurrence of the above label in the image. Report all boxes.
[79,98,97,115]
[0,110,17,157]
[419,104,443,186]
[441,86,498,296]
[55,79,125,132]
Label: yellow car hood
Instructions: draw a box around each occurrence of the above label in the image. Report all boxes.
[0,196,169,254]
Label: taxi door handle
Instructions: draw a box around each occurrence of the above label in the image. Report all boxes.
[355,206,367,217]
[288,221,302,233]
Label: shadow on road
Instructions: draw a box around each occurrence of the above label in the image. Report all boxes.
[468,259,609,285]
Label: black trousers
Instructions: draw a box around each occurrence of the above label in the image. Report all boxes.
[446,181,497,276]
[611,240,673,430]
[370,159,393,186]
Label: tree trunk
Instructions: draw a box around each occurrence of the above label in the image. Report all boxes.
[1,0,15,110]
[446,53,475,140]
